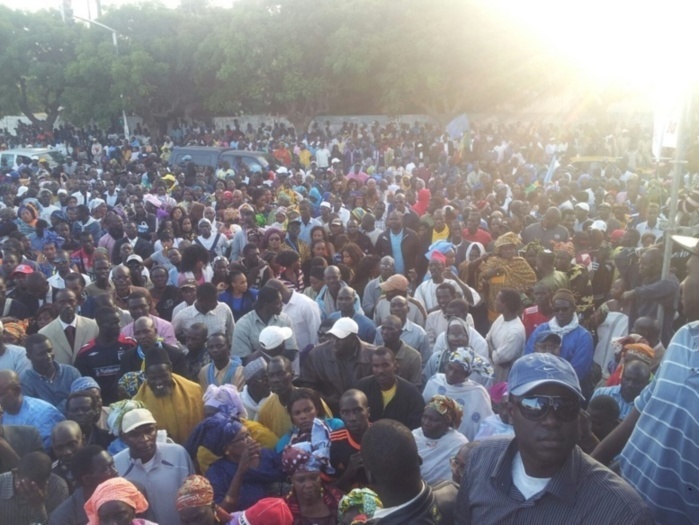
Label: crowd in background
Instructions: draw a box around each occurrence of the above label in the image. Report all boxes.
[0,117,695,524]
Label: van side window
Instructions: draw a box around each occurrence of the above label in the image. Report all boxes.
[241,156,262,173]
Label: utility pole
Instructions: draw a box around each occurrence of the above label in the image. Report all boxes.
[62,8,130,138]
[60,0,73,22]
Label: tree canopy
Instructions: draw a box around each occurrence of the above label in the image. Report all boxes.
[0,0,585,133]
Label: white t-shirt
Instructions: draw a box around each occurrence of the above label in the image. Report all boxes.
[512,451,551,500]
[315,148,331,168]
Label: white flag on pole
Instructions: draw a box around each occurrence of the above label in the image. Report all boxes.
[652,89,684,161]
[122,110,130,139]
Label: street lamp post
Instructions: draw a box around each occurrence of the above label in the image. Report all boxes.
[69,14,130,138]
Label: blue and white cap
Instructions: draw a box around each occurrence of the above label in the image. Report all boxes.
[508,353,584,400]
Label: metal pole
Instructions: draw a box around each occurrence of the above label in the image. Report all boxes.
[69,15,129,138]
[658,97,690,330]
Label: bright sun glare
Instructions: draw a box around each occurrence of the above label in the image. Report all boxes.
[492,0,697,100]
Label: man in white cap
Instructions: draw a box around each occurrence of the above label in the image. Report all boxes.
[114,408,194,525]
[246,325,298,371]
[574,202,590,232]
[319,201,333,231]
[300,317,376,413]
[196,218,228,259]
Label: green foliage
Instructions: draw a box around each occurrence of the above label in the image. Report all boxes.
[0,7,81,129]
[0,0,586,132]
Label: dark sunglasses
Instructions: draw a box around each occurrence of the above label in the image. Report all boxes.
[516,395,580,422]
[553,306,571,313]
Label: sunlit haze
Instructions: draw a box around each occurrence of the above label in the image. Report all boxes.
[2,0,695,105]
[492,0,697,98]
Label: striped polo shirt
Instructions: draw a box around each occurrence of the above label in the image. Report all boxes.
[620,321,699,524]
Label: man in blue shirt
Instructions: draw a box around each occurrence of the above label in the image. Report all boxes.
[20,334,81,415]
[297,201,321,245]
[327,286,376,344]
[591,360,651,419]
[375,211,420,276]
[0,369,65,449]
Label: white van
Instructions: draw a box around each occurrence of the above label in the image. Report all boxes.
[0,148,65,170]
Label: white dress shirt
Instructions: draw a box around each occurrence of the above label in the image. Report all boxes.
[283,291,322,351]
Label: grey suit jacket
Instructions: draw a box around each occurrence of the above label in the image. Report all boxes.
[39,316,99,365]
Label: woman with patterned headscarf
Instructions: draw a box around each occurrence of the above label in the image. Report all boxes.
[478,232,537,322]
[186,385,277,473]
[553,241,595,320]
[337,488,383,525]
[177,474,242,525]
[202,415,286,512]
[282,445,344,525]
[422,348,494,441]
[412,395,469,485]
[84,477,154,525]
[605,341,655,387]
[106,398,147,456]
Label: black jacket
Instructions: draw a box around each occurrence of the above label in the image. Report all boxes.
[13,287,59,314]
[357,375,425,430]
[374,228,421,273]
[119,342,188,378]
[111,237,154,265]
[366,481,458,525]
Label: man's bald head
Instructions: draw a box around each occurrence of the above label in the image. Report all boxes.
[51,420,84,466]
[0,370,21,411]
[339,388,368,408]
[265,279,292,303]
[133,316,157,348]
[0,370,19,388]
[632,316,660,346]
[52,419,82,441]
[134,316,155,332]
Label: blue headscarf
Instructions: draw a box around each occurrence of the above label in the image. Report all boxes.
[184,413,243,458]
[425,240,454,260]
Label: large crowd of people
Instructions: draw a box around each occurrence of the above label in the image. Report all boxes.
[0,117,696,524]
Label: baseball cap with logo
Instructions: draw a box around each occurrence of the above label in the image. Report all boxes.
[508,353,584,401]
[10,264,33,276]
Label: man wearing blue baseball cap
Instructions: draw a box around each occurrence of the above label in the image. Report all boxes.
[455,353,652,525]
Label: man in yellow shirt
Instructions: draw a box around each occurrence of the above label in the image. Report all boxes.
[257,356,332,438]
